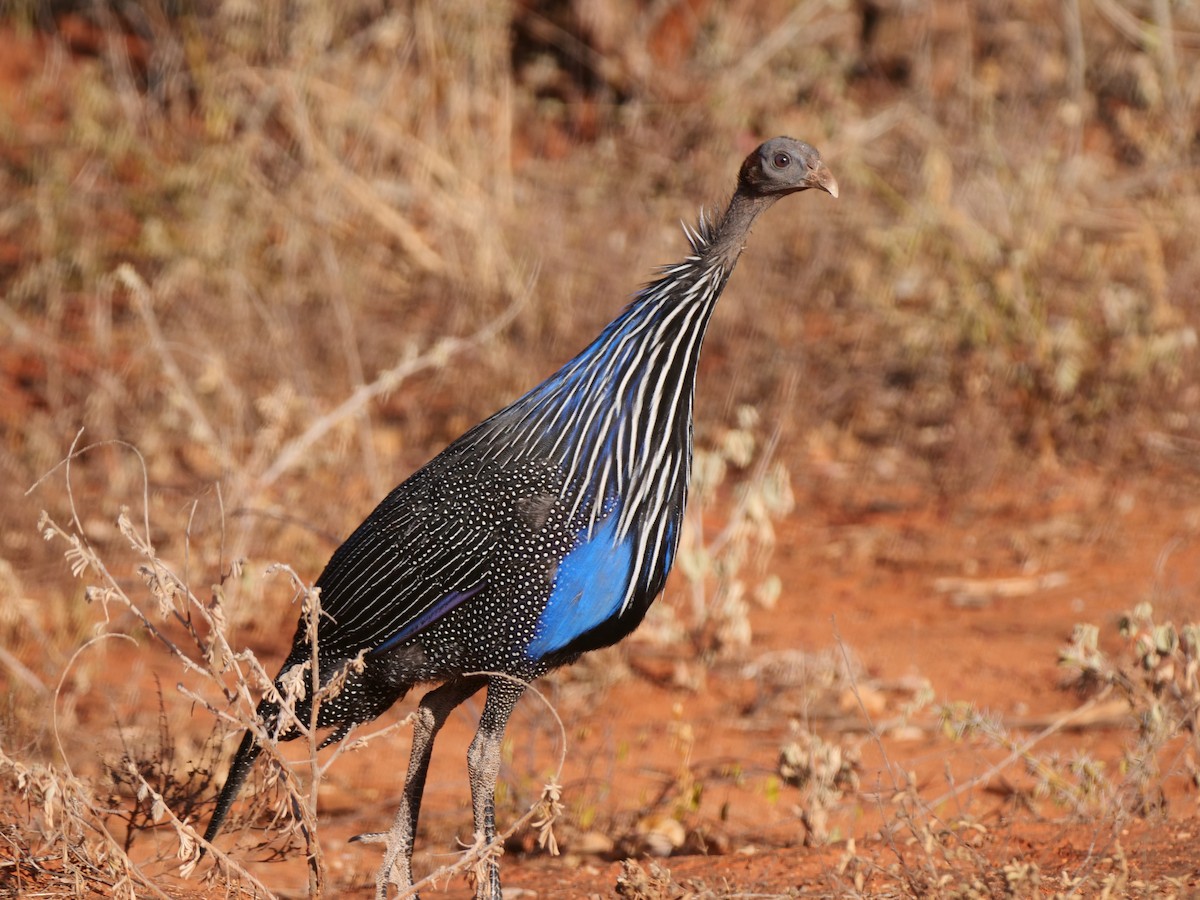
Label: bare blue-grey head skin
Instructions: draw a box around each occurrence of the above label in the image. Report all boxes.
[200,138,835,900]
[710,137,839,268]
[739,136,839,198]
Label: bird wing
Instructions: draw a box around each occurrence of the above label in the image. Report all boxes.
[299,443,563,662]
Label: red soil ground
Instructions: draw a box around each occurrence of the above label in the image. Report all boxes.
[2,12,1199,899]
[183,467,1200,897]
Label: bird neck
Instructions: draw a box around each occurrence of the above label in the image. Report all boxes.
[547,249,729,448]
[491,244,731,513]
[476,194,771,518]
[706,190,776,272]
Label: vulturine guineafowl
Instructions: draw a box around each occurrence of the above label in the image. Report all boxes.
[203,137,837,898]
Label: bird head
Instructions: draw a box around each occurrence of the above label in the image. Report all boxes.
[738,137,839,200]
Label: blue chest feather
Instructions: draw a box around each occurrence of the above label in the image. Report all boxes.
[527,513,633,659]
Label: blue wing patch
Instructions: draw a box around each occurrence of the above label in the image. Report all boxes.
[527,514,633,659]
[370,582,486,656]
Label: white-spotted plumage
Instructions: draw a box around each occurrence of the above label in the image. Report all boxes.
[203,138,837,900]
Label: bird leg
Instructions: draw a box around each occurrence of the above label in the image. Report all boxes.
[465,677,526,900]
[374,676,486,900]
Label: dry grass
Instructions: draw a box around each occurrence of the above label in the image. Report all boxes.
[2,0,1199,896]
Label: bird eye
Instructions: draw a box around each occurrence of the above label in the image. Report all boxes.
[772,151,791,169]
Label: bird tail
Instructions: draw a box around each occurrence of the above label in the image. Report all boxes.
[202,728,263,849]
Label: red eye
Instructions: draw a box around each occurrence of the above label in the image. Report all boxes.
[772,152,791,169]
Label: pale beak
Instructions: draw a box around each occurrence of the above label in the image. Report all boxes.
[813,162,839,199]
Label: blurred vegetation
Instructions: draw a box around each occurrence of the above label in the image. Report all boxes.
[2,0,1197,577]
[0,0,1198,892]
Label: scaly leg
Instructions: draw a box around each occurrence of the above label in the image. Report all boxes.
[465,677,526,900]
[372,676,486,899]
